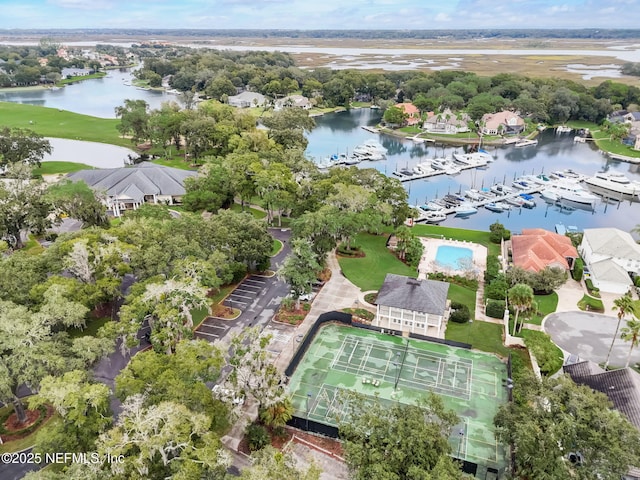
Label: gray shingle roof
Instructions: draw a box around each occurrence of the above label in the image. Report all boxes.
[376,274,449,315]
[67,163,197,199]
[564,361,640,429]
[583,228,640,261]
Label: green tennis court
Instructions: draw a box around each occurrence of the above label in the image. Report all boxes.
[287,323,509,474]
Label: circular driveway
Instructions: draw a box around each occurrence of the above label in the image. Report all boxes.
[545,311,640,368]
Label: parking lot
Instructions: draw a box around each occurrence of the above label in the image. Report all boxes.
[262,322,300,357]
[194,317,230,343]
[223,275,268,310]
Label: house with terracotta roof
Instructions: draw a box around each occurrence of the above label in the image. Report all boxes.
[510,228,578,273]
[395,102,421,126]
[480,110,525,136]
[578,228,640,294]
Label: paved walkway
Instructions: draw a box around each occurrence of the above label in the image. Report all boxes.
[273,250,361,373]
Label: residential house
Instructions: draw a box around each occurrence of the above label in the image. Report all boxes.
[67,163,197,217]
[395,102,421,126]
[61,67,93,78]
[374,274,450,338]
[423,109,471,134]
[579,228,640,294]
[510,228,578,273]
[274,94,311,111]
[480,111,525,136]
[228,91,267,108]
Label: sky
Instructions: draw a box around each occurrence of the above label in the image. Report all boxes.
[1,0,639,30]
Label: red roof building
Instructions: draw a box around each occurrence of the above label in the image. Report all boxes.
[395,102,421,126]
[511,228,578,272]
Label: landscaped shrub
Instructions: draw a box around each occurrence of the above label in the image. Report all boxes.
[484,255,501,283]
[449,302,470,323]
[364,292,378,305]
[337,243,362,256]
[522,330,564,376]
[489,222,511,244]
[486,299,506,319]
[428,272,478,290]
[485,275,509,300]
[585,278,600,297]
[245,423,270,452]
[572,258,584,281]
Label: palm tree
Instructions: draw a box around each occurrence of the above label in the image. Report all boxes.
[620,318,640,368]
[604,293,635,369]
[259,398,294,429]
[508,284,534,336]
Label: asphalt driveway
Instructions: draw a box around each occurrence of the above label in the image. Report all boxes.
[545,311,640,368]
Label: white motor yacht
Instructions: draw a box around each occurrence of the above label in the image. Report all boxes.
[582,172,640,200]
[545,181,599,207]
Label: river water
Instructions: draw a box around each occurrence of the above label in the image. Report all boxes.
[306,109,640,234]
[0,68,178,118]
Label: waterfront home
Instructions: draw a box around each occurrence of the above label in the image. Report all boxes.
[374,274,449,337]
[274,94,311,111]
[395,102,421,126]
[480,110,525,136]
[578,228,640,294]
[510,228,578,273]
[67,163,197,217]
[228,91,268,108]
[61,67,94,78]
[423,108,471,134]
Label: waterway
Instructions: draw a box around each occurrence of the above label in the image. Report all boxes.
[0,68,179,118]
[43,138,135,169]
[306,109,640,234]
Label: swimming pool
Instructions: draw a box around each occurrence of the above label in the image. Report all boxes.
[435,245,473,270]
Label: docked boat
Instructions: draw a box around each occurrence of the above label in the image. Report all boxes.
[453,152,489,168]
[496,201,512,211]
[514,139,538,148]
[518,193,536,208]
[484,203,505,213]
[445,164,461,175]
[540,189,559,203]
[504,196,525,207]
[490,184,514,196]
[545,181,599,207]
[464,189,484,201]
[423,211,447,224]
[443,194,461,206]
[556,125,572,133]
[431,158,448,170]
[420,201,444,212]
[582,172,640,200]
[454,204,478,216]
[512,179,533,190]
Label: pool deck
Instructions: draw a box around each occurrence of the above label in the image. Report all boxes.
[418,237,487,279]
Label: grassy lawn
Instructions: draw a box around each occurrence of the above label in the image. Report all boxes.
[412,224,500,256]
[33,161,94,176]
[566,120,598,130]
[0,102,127,146]
[150,157,199,170]
[57,72,106,85]
[192,306,211,329]
[270,239,283,256]
[528,292,558,325]
[230,203,267,219]
[338,233,416,291]
[68,317,111,339]
[578,294,605,312]
[448,283,477,316]
[399,126,422,134]
[23,235,45,255]
[445,320,508,355]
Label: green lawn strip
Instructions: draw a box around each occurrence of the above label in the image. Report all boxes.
[67,317,111,339]
[337,233,416,291]
[150,157,198,170]
[23,235,45,255]
[448,283,477,317]
[33,161,94,176]
[270,239,283,256]
[412,224,500,256]
[577,294,605,312]
[229,203,267,219]
[445,320,509,356]
[191,306,212,329]
[565,120,598,130]
[0,102,127,146]
[57,72,106,85]
[528,292,558,325]
[0,411,61,454]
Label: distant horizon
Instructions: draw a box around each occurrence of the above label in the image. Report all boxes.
[2,1,639,31]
